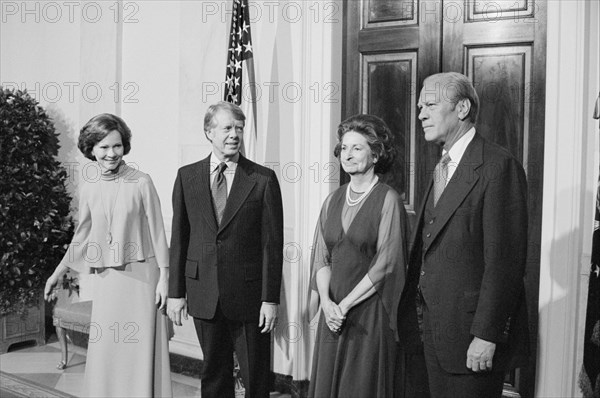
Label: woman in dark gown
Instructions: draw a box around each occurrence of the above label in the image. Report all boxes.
[308,114,409,398]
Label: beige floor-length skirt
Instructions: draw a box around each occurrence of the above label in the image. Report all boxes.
[83,259,172,398]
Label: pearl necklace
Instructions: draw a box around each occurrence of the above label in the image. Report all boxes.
[346,176,379,207]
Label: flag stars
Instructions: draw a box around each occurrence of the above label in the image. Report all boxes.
[225,0,251,107]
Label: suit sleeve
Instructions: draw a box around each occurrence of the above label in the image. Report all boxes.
[169,170,190,299]
[260,169,284,303]
[471,156,528,343]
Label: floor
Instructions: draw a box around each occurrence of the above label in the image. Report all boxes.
[0,336,291,398]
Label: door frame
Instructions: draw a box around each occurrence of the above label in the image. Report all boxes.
[537,0,600,396]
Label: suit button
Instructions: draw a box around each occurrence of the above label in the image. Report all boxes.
[429,219,434,224]
[426,233,431,238]
[420,270,425,276]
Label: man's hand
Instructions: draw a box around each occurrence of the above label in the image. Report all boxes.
[259,302,278,333]
[167,298,188,326]
[466,336,496,372]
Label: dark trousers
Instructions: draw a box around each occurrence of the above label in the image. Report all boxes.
[193,303,271,398]
[421,303,505,398]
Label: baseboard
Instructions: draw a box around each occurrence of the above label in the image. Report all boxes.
[169,352,202,379]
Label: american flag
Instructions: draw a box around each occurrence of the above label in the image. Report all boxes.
[225,0,257,160]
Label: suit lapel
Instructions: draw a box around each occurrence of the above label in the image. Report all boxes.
[424,134,484,251]
[189,156,218,233]
[219,155,256,233]
[409,181,432,258]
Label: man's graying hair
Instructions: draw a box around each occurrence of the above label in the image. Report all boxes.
[203,101,246,132]
[424,72,480,123]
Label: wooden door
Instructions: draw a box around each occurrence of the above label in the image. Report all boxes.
[343,1,546,397]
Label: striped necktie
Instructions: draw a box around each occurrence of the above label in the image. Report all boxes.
[211,162,227,224]
[433,153,451,207]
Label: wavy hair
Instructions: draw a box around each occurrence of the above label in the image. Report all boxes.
[333,114,397,174]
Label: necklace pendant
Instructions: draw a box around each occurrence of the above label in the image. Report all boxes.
[106,232,112,244]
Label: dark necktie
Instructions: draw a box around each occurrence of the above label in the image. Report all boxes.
[433,153,451,207]
[212,162,227,224]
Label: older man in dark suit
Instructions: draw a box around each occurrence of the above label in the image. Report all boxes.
[399,72,529,397]
[167,102,283,398]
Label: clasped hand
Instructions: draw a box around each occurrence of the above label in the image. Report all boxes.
[322,300,345,333]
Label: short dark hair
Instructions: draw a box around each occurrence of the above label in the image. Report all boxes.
[333,114,397,174]
[78,113,132,160]
[203,101,246,133]
[424,72,480,123]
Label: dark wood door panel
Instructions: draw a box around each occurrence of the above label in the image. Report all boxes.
[358,27,420,52]
[467,45,533,163]
[363,0,418,26]
[361,52,418,213]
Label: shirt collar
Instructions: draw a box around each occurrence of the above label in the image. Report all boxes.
[210,152,239,173]
[445,127,476,164]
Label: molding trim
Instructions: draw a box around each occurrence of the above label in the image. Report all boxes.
[537,0,599,396]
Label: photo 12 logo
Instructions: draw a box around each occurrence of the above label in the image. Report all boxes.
[201,81,340,104]
[1,1,140,24]
[200,1,341,24]
[1,81,140,104]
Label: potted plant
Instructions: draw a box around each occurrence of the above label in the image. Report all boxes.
[0,87,74,352]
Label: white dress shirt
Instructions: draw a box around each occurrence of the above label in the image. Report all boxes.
[443,127,476,187]
[209,152,239,197]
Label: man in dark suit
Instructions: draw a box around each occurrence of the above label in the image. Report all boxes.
[167,101,283,398]
[399,72,529,397]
